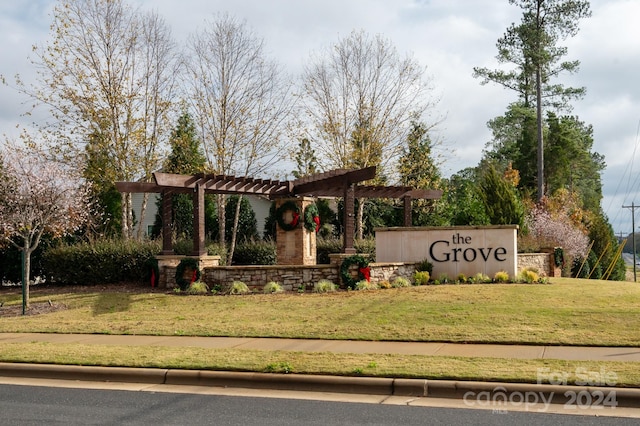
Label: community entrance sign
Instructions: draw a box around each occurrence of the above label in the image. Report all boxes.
[375,225,518,278]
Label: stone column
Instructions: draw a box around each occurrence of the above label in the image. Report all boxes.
[156,255,220,288]
[276,197,317,265]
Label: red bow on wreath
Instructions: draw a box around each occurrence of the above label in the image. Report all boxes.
[291,212,300,228]
[358,266,371,282]
[313,215,320,232]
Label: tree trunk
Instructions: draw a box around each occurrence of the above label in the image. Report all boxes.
[227,195,243,265]
[217,193,226,248]
[136,192,150,240]
[22,244,31,309]
[356,197,365,240]
[536,66,544,202]
[121,192,129,239]
[121,192,134,239]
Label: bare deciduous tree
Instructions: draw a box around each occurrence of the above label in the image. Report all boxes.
[301,29,439,238]
[185,13,295,262]
[3,0,180,239]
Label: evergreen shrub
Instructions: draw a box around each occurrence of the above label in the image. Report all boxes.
[42,239,161,285]
[232,240,276,265]
[316,237,376,264]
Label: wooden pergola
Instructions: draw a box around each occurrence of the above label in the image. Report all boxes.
[115,166,442,257]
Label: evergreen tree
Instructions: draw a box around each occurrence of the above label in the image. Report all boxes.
[164,111,207,175]
[83,128,122,237]
[545,113,604,211]
[478,163,525,227]
[292,138,318,179]
[588,212,625,281]
[484,103,538,194]
[443,168,489,226]
[474,0,591,201]
[152,111,212,240]
[210,196,258,243]
[398,120,443,226]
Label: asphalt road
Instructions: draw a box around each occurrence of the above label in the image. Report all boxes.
[1,383,637,426]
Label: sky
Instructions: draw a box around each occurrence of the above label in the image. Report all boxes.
[1,0,639,234]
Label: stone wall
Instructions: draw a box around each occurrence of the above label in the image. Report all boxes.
[204,264,337,292]
[517,252,558,277]
[160,262,416,292]
[158,252,556,292]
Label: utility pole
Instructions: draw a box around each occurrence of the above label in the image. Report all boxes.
[623,202,637,282]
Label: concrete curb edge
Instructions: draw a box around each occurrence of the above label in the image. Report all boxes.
[1,362,639,408]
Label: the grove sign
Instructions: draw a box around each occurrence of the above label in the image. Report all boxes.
[375,225,518,278]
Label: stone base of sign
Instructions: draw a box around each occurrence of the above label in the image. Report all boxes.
[156,255,221,288]
[517,252,558,277]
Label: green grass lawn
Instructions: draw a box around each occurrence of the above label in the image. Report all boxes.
[1,277,640,385]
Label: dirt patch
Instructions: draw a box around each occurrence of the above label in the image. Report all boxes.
[0,282,156,317]
[0,282,153,296]
[0,301,68,318]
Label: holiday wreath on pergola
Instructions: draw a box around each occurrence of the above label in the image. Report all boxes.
[115,166,442,259]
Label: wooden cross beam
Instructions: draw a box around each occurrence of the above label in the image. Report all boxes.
[115,166,442,257]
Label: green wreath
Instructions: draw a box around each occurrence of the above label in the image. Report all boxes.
[554,247,565,268]
[304,203,321,233]
[276,200,300,231]
[340,255,370,290]
[175,258,201,291]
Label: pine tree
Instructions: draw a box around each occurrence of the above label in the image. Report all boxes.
[398,121,443,226]
[474,0,591,201]
[292,138,318,179]
[152,111,210,240]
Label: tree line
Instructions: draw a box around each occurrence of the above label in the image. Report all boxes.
[0,0,626,284]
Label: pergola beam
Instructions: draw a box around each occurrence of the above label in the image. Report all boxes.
[292,166,376,196]
[154,172,291,196]
[115,166,442,256]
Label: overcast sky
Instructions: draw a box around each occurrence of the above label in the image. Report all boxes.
[1,0,639,234]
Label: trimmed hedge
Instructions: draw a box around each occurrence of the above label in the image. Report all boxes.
[42,239,161,285]
[316,238,376,264]
[232,240,277,265]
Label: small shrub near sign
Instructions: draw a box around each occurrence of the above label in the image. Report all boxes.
[413,271,430,285]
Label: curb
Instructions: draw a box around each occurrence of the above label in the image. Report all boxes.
[1,363,639,408]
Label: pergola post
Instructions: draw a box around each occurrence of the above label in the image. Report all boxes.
[403,195,413,227]
[343,183,356,254]
[192,183,206,256]
[161,190,173,255]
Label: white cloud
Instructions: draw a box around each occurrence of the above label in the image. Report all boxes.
[1,0,638,233]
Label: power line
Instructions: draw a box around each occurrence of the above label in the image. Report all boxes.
[622,201,638,282]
